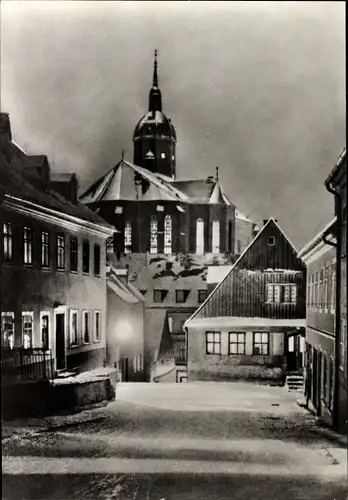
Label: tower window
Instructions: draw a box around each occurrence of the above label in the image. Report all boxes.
[161,153,166,159]
[124,220,132,254]
[212,220,220,254]
[164,215,172,254]
[150,216,158,254]
[196,218,204,255]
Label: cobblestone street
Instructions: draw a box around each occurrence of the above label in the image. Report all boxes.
[2,383,348,499]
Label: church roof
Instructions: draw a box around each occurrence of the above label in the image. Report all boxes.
[171,179,234,206]
[79,159,189,204]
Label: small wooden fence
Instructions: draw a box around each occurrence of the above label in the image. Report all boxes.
[1,347,54,382]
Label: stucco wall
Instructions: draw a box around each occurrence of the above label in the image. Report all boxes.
[187,326,286,383]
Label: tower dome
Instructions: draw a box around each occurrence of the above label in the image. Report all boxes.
[133,50,177,179]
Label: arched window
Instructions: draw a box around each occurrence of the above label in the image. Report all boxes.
[150,216,158,254]
[212,220,220,254]
[124,220,132,254]
[196,218,204,255]
[164,215,172,254]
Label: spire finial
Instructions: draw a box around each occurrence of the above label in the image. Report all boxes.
[153,49,158,87]
[216,166,219,181]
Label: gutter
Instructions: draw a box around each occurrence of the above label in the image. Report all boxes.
[324,177,342,431]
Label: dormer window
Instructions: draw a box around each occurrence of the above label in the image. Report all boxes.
[154,289,167,303]
[268,236,275,246]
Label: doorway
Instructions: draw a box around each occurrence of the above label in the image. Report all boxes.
[286,332,305,373]
[55,313,66,371]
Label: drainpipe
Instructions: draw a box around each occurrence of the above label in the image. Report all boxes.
[324,179,341,431]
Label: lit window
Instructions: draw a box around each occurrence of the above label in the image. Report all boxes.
[124,221,132,254]
[196,218,204,255]
[266,284,296,303]
[161,153,166,159]
[1,312,14,349]
[172,155,175,161]
[23,227,33,264]
[156,205,164,212]
[212,220,220,254]
[22,312,33,349]
[266,284,281,303]
[94,244,101,275]
[164,215,172,254]
[83,241,90,273]
[253,332,269,355]
[198,289,207,303]
[3,222,13,262]
[229,332,246,354]
[268,236,275,246]
[41,232,50,267]
[83,311,90,343]
[70,238,78,272]
[94,311,101,342]
[150,216,158,254]
[41,313,49,350]
[115,206,123,214]
[70,310,78,346]
[290,285,297,303]
[56,235,65,269]
[206,332,221,354]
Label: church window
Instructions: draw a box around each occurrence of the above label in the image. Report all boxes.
[124,220,132,254]
[164,215,172,254]
[161,153,166,159]
[196,218,204,255]
[212,220,220,254]
[150,216,158,254]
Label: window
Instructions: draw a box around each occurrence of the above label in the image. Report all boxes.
[319,269,324,310]
[56,235,65,269]
[154,289,166,303]
[324,267,328,311]
[22,312,33,349]
[94,244,101,275]
[314,271,319,308]
[70,310,78,346]
[253,332,269,355]
[133,354,143,372]
[206,331,221,354]
[176,290,187,303]
[70,238,78,272]
[229,332,246,355]
[212,220,220,254]
[268,236,275,246]
[2,312,14,349]
[41,232,50,267]
[164,215,172,254]
[82,311,90,343]
[115,206,123,214]
[150,216,158,254]
[196,218,204,255]
[266,284,296,303]
[161,152,166,159]
[124,221,132,254]
[237,239,241,254]
[23,226,33,264]
[40,313,49,350]
[331,265,336,313]
[156,205,164,212]
[172,155,175,161]
[198,289,207,304]
[3,222,13,262]
[309,274,313,307]
[83,241,90,273]
[94,311,101,342]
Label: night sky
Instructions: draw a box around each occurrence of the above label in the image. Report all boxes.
[1,1,345,248]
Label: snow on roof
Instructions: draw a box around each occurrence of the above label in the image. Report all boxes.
[206,265,233,284]
[235,210,250,222]
[185,317,306,329]
[298,217,337,258]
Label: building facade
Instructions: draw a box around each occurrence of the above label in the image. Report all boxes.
[185,219,306,384]
[1,113,115,377]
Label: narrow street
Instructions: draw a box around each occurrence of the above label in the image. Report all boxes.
[2,383,348,499]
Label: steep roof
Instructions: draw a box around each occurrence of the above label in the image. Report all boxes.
[185,218,305,325]
[79,159,189,204]
[171,178,233,206]
[298,218,337,260]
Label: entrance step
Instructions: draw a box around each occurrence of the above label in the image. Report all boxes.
[286,374,304,392]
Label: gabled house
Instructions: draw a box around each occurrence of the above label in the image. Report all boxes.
[184,218,306,385]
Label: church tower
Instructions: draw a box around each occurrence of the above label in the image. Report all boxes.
[133,51,177,179]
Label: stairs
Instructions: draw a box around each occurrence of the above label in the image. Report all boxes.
[286,373,304,392]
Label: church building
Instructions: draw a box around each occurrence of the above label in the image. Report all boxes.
[80,52,256,382]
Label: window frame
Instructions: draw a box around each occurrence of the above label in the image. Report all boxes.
[175,289,187,304]
[198,289,208,304]
[82,310,90,344]
[205,331,221,355]
[268,236,275,246]
[3,222,13,262]
[266,284,297,304]
[23,226,33,265]
[150,215,158,254]
[94,243,101,275]
[40,311,50,351]
[93,310,101,343]
[124,220,132,254]
[330,261,336,313]
[1,311,15,349]
[41,231,50,268]
[196,218,204,255]
[70,237,78,272]
[252,332,269,355]
[228,332,246,355]
[69,309,79,347]
[22,311,34,349]
[212,220,220,254]
[153,289,165,303]
[56,234,65,270]
[164,215,172,255]
[82,240,90,274]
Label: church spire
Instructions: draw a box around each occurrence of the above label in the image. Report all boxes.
[149,49,162,113]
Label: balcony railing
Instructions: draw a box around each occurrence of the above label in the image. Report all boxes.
[1,347,53,382]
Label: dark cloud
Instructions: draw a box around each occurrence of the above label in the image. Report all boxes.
[1,1,345,248]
